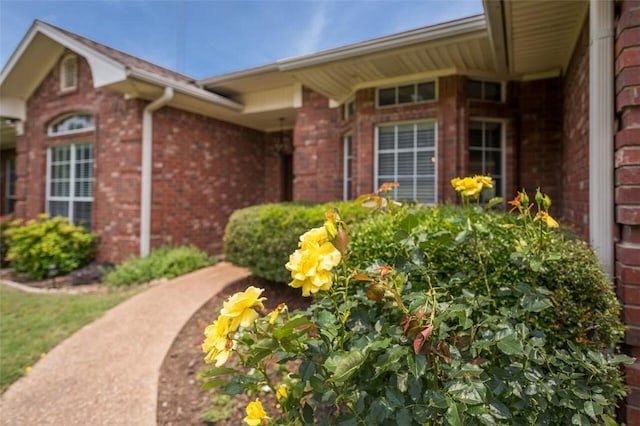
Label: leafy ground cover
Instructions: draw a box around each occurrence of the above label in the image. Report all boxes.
[0,285,141,393]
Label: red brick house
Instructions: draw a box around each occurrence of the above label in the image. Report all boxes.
[1,0,640,419]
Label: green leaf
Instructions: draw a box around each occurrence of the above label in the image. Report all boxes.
[449,381,484,405]
[299,360,315,381]
[446,401,464,426]
[520,295,553,313]
[302,403,314,423]
[489,401,511,419]
[201,378,227,390]
[396,408,412,426]
[497,334,524,355]
[202,366,238,377]
[329,350,366,383]
[272,315,312,340]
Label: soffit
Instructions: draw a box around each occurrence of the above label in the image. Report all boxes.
[505,0,588,76]
[199,65,298,99]
[284,33,494,102]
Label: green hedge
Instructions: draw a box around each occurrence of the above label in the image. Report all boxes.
[223,201,368,283]
[104,245,213,287]
[348,205,624,351]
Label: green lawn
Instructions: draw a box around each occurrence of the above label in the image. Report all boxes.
[0,286,141,393]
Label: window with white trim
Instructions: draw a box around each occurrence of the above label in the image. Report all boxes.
[466,79,503,102]
[376,121,436,204]
[377,81,436,107]
[343,133,353,200]
[48,114,95,137]
[4,157,16,215]
[60,55,77,91]
[46,143,94,228]
[469,120,504,200]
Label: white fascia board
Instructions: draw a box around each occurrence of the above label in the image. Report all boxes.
[128,68,243,111]
[0,97,26,121]
[278,15,486,71]
[198,63,280,86]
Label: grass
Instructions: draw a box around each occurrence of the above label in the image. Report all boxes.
[0,285,141,394]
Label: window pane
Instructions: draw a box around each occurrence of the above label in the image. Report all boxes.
[417,152,435,175]
[49,200,68,218]
[397,152,414,176]
[75,180,93,197]
[416,177,436,204]
[378,88,396,106]
[469,122,483,147]
[51,180,70,197]
[485,150,502,176]
[396,178,414,200]
[378,153,395,176]
[484,82,502,101]
[378,127,395,150]
[417,82,436,101]
[73,202,92,229]
[398,85,414,104]
[469,149,483,174]
[417,123,435,148]
[49,114,95,136]
[467,80,483,100]
[397,125,414,149]
[485,123,501,148]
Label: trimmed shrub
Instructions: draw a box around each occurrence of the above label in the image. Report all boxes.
[5,215,96,279]
[223,201,368,283]
[104,245,213,287]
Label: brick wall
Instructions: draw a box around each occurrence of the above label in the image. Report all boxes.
[150,107,268,255]
[15,53,144,262]
[518,78,564,216]
[15,52,276,262]
[615,0,640,423]
[293,88,340,202]
[293,76,558,206]
[562,22,590,240]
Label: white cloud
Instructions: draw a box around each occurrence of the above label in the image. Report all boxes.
[293,2,327,56]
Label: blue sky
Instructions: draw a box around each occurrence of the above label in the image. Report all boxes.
[0,0,483,79]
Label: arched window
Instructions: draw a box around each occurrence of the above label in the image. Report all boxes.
[48,114,95,136]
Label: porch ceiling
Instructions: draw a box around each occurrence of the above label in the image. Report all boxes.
[502,0,588,77]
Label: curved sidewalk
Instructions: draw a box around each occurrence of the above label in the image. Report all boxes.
[0,262,249,426]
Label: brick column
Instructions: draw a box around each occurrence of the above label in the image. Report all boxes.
[615,1,640,423]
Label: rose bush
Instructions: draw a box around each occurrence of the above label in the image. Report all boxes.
[202,179,631,425]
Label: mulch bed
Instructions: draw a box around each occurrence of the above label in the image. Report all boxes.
[156,275,311,425]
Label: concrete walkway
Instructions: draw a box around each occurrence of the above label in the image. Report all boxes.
[0,262,250,426]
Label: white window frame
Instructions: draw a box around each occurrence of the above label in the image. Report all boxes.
[374,120,438,204]
[376,80,438,108]
[5,157,16,215]
[343,133,353,200]
[60,54,77,92]
[48,114,95,137]
[466,79,506,103]
[468,118,507,199]
[46,143,94,227]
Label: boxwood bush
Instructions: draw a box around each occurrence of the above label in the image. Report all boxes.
[223,201,368,283]
[104,245,213,287]
[4,214,96,279]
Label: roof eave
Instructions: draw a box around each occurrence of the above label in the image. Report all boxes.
[278,14,486,71]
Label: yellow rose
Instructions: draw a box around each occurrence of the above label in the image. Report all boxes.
[474,175,493,189]
[220,286,266,330]
[276,384,288,400]
[202,316,234,366]
[453,177,482,198]
[287,240,341,297]
[534,211,559,228]
[243,398,268,426]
